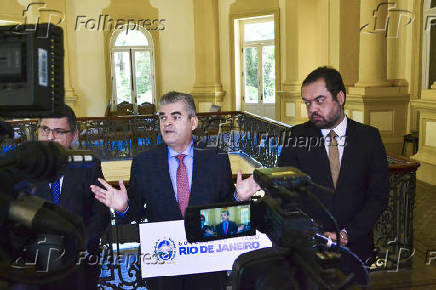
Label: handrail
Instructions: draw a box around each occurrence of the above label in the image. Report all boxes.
[2,111,420,172]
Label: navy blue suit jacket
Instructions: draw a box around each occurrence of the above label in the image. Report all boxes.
[278,119,389,261]
[215,220,238,236]
[125,145,235,223]
[32,161,110,254]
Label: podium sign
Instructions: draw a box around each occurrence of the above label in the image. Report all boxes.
[139,220,272,278]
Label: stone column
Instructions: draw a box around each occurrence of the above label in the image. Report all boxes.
[277,0,305,124]
[347,0,409,154]
[355,0,391,87]
[191,0,224,112]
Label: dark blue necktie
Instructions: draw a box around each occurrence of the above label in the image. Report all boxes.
[51,179,61,204]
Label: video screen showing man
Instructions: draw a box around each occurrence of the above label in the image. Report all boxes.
[200,206,250,238]
[216,210,238,236]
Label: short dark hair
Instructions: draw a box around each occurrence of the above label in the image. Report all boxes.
[159,91,197,118]
[302,66,346,105]
[221,209,229,216]
[41,104,78,132]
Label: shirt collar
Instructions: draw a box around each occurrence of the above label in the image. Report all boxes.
[321,115,348,137]
[168,141,194,158]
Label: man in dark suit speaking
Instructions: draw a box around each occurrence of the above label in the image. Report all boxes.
[278,67,389,264]
[33,104,110,289]
[91,91,260,290]
[215,209,238,236]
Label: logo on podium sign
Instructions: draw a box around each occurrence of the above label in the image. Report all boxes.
[154,238,176,262]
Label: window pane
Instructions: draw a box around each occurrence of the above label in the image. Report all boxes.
[432,0,436,8]
[429,21,436,88]
[262,45,275,104]
[135,51,153,104]
[244,47,258,104]
[244,21,274,42]
[115,30,148,46]
[113,51,131,104]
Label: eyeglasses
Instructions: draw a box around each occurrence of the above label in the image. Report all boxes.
[38,125,72,138]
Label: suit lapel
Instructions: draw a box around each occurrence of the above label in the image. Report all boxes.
[59,170,73,205]
[156,146,180,212]
[307,122,334,188]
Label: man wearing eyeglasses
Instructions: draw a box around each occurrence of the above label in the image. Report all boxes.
[33,104,110,290]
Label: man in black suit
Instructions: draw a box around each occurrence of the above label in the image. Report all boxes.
[91,92,260,290]
[33,105,110,289]
[278,67,389,264]
[215,210,238,237]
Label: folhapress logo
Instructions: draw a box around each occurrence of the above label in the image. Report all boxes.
[11,2,64,38]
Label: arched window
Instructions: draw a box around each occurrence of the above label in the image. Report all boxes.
[110,26,156,112]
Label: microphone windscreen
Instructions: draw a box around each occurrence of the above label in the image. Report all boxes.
[15,141,68,182]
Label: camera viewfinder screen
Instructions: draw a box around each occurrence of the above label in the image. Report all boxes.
[200,204,251,238]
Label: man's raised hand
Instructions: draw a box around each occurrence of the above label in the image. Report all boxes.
[90,178,128,212]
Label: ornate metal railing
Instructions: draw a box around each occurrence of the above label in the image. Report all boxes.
[75,116,160,160]
[1,112,239,159]
[372,155,420,271]
[0,111,420,284]
[236,112,290,168]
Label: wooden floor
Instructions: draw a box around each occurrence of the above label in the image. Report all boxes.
[101,155,436,289]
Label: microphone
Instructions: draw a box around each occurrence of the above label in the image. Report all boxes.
[0,141,96,185]
[314,233,339,249]
[0,141,68,182]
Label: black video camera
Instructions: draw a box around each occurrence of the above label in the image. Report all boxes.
[185,167,368,289]
[0,24,90,285]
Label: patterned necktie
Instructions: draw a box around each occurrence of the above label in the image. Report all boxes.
[176,154,190,217]
[328,130,340,189]
[51,179,61,204]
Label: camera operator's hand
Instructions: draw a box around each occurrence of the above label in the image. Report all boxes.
[324,230,348,246]
[236,170,261,201]
[91,178,128,212]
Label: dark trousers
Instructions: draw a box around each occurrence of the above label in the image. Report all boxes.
[146,271,227,290]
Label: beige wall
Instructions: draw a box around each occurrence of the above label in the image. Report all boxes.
[298,0,328,81]
[152,0,195,96]
[0,0,23,21]
[328,0,360,87]
[67,0,109,117]
[218,0,234,111]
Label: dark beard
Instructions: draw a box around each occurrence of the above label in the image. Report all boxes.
[310,110,342,129]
